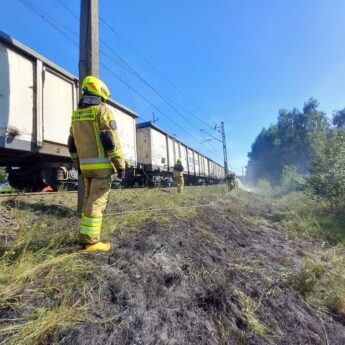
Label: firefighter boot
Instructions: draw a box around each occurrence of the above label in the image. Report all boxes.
[85,242,111,252]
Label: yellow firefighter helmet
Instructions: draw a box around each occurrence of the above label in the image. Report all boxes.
[82,76,111,100]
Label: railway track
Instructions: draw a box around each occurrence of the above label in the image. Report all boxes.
[0,186,165,197]
[0,191,78,198]
[0,185,211,198]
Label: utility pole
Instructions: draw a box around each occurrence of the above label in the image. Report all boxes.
[221,121,228,177]
[78,0,99,212]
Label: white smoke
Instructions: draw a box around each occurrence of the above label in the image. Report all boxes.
[237,178,252,193]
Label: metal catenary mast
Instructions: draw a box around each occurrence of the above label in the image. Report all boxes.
[201,121,229,177]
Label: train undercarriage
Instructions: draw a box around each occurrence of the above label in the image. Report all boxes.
[1,150,222,192]
[124,169,223,188]
[3,164,222,192]
[0,148,78,191]
[6,164,78,191]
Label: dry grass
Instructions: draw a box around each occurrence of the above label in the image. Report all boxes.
[0,306,82,345]
[102,185,226,238]
[2,185,344,344]
[0,193,97,345]
[276,192,345,244]
[0,185,227,344]
[266,192,345,317]
[290,247,345,317]
[227,189,345,321]
[235,289,268,338]
[0,247,96,345]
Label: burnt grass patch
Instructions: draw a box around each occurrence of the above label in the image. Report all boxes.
[53,202,345,345]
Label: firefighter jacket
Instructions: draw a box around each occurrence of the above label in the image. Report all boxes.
[68,102,125,178]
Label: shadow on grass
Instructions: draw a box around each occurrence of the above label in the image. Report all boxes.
[2,199,76,218]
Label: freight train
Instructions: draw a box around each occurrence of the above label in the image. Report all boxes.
[0,31,225,191]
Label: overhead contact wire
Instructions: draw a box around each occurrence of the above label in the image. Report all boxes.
[99,17,216,129]
[102,63,223,161]
[22,0,223,163]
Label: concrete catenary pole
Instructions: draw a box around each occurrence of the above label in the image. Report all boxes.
[78,0,99,212]
[221,121,228,177]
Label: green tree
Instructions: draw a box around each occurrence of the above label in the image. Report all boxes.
[246,99,329,184]
[306,128,345,206]
[332,108,345,128]
[278,165,305,195]
[246,125,281,183]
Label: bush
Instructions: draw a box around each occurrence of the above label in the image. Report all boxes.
[256,179,274,196]
[277,165,305,195]
[306,129,345,207]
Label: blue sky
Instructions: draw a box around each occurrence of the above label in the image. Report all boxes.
[1,0,345,174]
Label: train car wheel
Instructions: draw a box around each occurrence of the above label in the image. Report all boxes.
[8,171,44,191]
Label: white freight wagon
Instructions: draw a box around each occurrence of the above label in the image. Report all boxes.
[0,31,137,190]
[179,144,188,175]
[194,152,200,176]
[187,148,195,175]
[204,157,210,177]
[107,102,138,168]
[136,124,166,171]
[199,155,206,177]
[167,136,175,169]
[136,121,224,185]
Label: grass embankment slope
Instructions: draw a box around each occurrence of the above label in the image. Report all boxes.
[0,186,344,345]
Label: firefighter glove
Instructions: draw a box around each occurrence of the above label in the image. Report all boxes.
[118,169,125,179]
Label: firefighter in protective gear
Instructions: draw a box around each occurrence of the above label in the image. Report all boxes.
[226,172,238,191]
[173,158,184,193]
[68,76,125,252]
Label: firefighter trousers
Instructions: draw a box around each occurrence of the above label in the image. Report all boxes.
[79,176,111,245]
[174,173,184,193]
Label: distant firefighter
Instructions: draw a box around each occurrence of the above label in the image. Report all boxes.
[173,158,184,193]
[68,76,125,252]
[226,172,238,191]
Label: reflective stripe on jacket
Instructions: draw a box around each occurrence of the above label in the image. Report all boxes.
[79,157,113,170]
